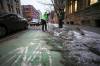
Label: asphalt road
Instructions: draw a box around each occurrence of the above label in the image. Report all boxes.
[0,29,64,66]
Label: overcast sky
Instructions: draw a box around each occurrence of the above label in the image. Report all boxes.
[21,0,53,13]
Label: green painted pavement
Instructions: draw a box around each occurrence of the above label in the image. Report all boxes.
[0,30,64,66]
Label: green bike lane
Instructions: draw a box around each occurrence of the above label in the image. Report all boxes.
[0,30,64,66]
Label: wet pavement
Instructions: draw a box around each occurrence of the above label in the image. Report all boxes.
[0,29,64,66]
[0,24,100,66]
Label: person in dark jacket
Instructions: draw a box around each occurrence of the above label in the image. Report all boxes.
[41,19,47,31]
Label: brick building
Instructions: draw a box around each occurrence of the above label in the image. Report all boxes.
[22,5,40,21]
[0,0,22,15]
[65,0,100,27]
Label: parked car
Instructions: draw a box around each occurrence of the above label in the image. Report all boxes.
[30,19,41,26]
[0,13,28,38]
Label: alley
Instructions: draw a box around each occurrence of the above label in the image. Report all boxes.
[0,29,64,66]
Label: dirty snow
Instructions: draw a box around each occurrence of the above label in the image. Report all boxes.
[49,25,100,65]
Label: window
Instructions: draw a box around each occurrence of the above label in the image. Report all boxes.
[8,4,11,12]
[6,0,10,2]
[70,1,73,13]
[0,0,4,9]
[15,0,19,3]
[69,1,73,14]
[75,0,77,12]
[26,8,29,11]
[90,0,98,5]
[16,8,20,14]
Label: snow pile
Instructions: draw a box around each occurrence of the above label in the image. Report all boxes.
[52,27,100,65]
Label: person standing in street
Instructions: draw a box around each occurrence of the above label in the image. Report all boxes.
[41,12,49,31]
[41,19,47,31]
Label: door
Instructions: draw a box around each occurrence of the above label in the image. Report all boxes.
[95,20,100,27]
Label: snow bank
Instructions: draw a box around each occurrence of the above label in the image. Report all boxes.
[52,26,100,65]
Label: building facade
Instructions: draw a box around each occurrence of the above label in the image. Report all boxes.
[65,0,100,27]
[22,5,40,21]
[0,0,22,15]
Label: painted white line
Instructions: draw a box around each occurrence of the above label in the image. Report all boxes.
[0,48,21,60]
[23,41,38,61]
[11,47,25,66]
[27,43,41,61]
[30,42,34,45]
[0,47,24,65]
[1,53,18,66]
[39,48,42,62]
[39,46,42,66]
[21,61,27,66]
[12,42,39,65]
[31,50,40,61]
[23,47,29,61]
[37,63,42,66]
[11,54,22,66]
[49,55,52,66]
[45,47,52,66]
[29,43,42,66]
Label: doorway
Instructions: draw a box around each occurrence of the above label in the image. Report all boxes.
[95,20,100,27]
